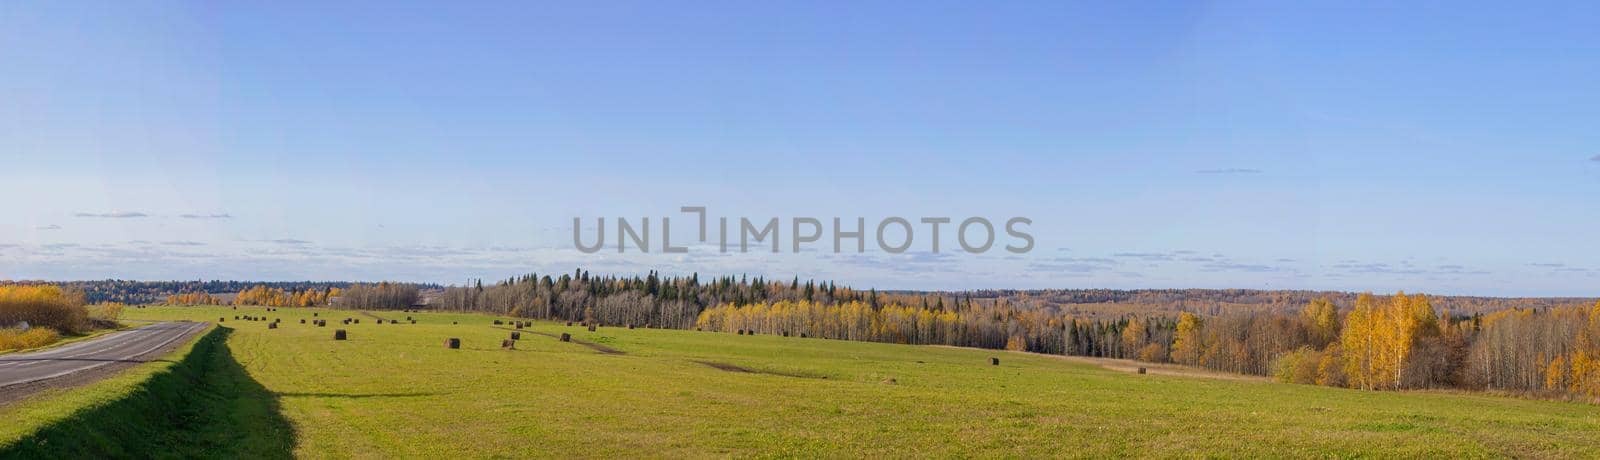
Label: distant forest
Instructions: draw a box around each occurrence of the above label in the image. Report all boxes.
[17,277,1586,318]
[9,280,443,305]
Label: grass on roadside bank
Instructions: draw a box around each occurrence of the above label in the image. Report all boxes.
[0,324,294,459]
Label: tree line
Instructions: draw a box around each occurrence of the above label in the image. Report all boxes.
[699,293,1600,400]
[162,283,417,310]
[433,270,867,329]
[16,280,441,304]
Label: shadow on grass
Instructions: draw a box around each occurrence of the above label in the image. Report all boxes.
[0,327,296,459]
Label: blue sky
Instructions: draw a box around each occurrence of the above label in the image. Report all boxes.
[3,1,1599,296]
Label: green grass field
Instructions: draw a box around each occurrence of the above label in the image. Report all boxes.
[5,305,1599,458]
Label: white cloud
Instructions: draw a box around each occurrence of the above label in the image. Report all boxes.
[74,211,147,218]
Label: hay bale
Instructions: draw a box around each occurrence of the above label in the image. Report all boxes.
[219,317,226,322]
[317,321,326,327]
[268,322,278,329]
[515,323,524,330]
[782,331,789,337]
[559,333,571,342]
[494,320,503,325]
[1137,367,1147,375]
[452,321,457,325]
[511,332,521,340]
[627,324,635,330]
[990,357,1000,366]
[501,339,516,350]
[587,325,596,332]
[300,319,306,324]
[800,333,807,338]
[444,338,461,349]
[565,321,573,326]
[334,329,347,340]
[313,312,318,317]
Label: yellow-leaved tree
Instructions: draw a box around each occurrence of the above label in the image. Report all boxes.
[1170,312,1203,365]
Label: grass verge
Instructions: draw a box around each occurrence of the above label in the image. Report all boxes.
[0,326,296,458]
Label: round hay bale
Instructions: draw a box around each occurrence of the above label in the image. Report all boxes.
[627,324,635,330]
[587,325,596,332]
[565,321,573,326]
[444,338,461,349]
[334,329,347,340]
[559,333,571,342]
[501,339,516,350]
[300,319,306,324]
[990,357,1000,366]
[1137,367,1147,375]
[511,332,521,340]
[268,322,278,329]
[219,317,226,322]
[494,320,503,325]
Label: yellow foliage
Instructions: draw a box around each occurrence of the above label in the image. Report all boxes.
[0,285,88,334]
[1341,292,1422,390]
[1137,342,1168,363]
[1170,312,1202,365]
[1301,298,1340,346]
[0,327,60,351]
[88,302,125,321]
[1005,335,1027,351]
[1546,355,1568,390]
[233,286,333,307]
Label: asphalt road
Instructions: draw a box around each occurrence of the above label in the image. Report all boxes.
[0,322,209,391]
